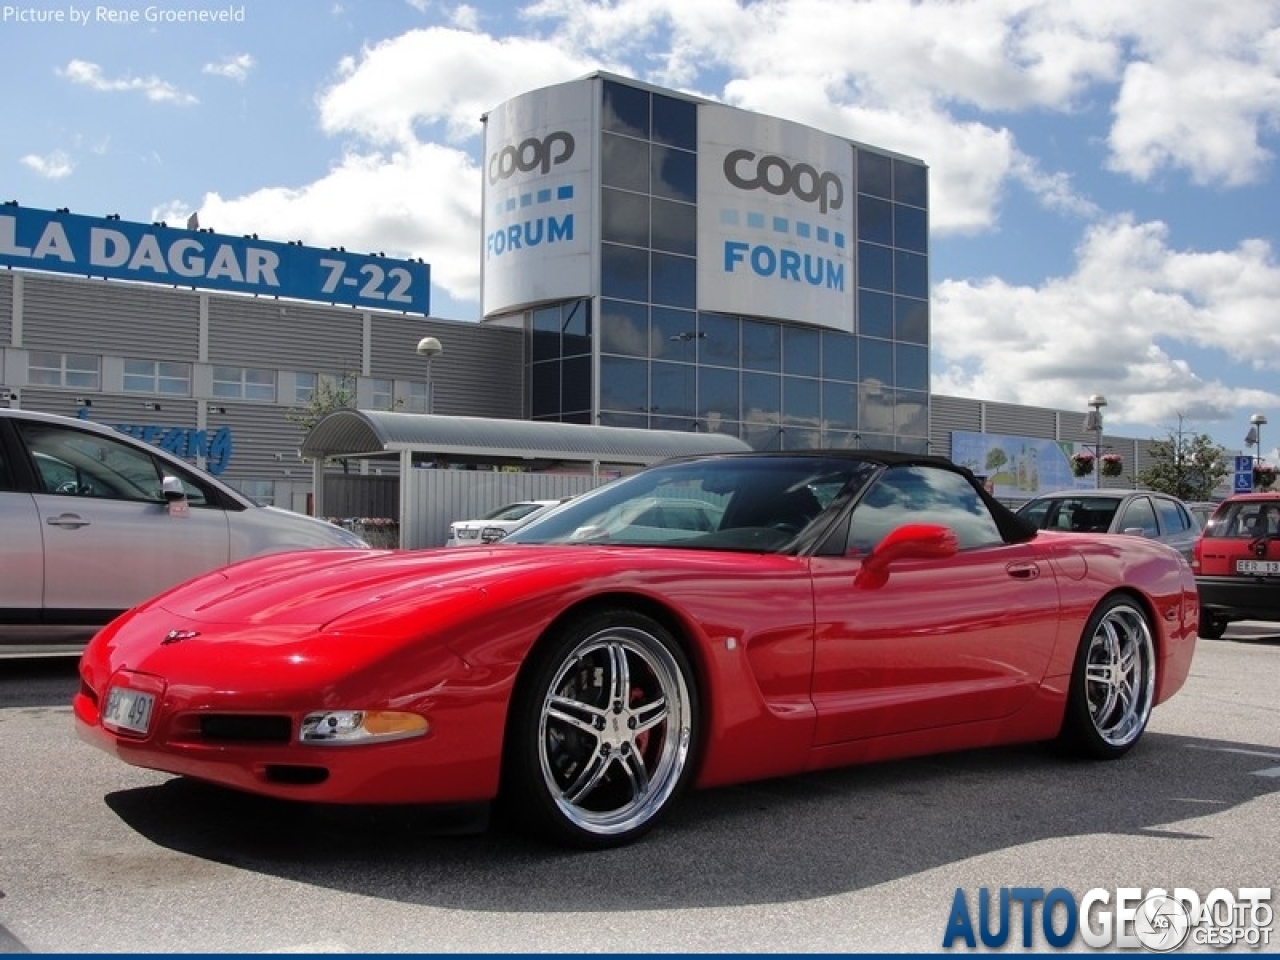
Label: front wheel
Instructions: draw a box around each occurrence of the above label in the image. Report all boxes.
[1059,595,1157,760]
[502,608,698,848]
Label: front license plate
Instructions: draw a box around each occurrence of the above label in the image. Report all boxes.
[102,686,155,735]
[1236,559,1280,575]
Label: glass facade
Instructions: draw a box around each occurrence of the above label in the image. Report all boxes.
[520,77,930,452]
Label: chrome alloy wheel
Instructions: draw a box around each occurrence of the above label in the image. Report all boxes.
[537,625,693,839]
[1083,602,1156,748]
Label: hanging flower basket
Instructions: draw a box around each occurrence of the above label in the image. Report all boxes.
[1100,453,1123,477]
[1070,453,1095,477]
[1255,464,1277,490]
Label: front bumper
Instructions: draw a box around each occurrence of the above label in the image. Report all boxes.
[73,659,518,806]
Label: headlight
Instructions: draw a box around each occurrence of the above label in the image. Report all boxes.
[480,526,508,543]
[299,710,428,745]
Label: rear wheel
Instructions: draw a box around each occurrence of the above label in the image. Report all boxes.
[1060,595,1156,759]
[502,608,698,848]
[1198,611,1228,640]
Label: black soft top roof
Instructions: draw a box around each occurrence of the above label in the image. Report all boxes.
[670,448,1039,545]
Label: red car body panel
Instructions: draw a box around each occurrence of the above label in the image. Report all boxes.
[76,529,1199,807]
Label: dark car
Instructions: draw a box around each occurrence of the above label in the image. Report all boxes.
[1191,493,1280,638]
[1014,489,1200,560]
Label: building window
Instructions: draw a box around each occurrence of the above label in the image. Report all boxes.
[403,381,428,414]
[123,359,191,396]
[212,366,276,402]
[367,377,394,410]
[28,352,100,390]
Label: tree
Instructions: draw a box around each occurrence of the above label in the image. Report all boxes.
[1136,430,1229,501]
[286,372,359,473]
[284,371,358,436]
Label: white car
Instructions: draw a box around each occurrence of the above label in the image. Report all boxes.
[445,499,565,547]
[0,408,369,657]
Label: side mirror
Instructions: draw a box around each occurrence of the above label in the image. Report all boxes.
[855,523,959,589]
[162,476,190,517]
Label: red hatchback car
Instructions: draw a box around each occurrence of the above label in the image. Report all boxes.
[1191,492,1280,638]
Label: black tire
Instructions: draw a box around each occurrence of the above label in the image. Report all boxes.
[1059,595,1157,760]
[502,608,699,848]
[1199,612,1228,640]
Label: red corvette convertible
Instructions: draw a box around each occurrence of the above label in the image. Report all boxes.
[75,451,1199,848]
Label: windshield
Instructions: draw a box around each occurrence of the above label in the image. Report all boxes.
[504,456,877,551]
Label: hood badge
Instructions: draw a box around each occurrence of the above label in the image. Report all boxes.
[161,629,200,645]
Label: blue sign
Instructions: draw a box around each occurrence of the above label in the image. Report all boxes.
[1234,455,1254,493]
[0,204,429,313]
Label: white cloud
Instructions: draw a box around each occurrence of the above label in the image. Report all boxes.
[202,54,255,83]
[20,150,74,179]
[932,216,1280,428]
[161,141,483,303]
[59,59,198,105]
[317,27,602,147]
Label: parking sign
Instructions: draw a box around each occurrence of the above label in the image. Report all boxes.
[1235,455,1255,493]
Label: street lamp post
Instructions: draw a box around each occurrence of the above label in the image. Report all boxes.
[1249,413,1268,489]
[1086,394,1107,489]
[416,336,443,414]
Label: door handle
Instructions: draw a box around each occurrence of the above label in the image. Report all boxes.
[46,514,91,529]
[1006,561,1040,580]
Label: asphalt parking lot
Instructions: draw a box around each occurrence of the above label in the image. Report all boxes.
[1,626,1277,953]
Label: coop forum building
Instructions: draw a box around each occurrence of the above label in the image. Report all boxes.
[0,72,1149,516]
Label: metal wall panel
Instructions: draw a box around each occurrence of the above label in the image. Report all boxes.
[401,469,602,548]
[0,272,12,344]
[983,400,1057,438]
[369,312,525,419]
[22,274,199,357]
[208,298,363,369]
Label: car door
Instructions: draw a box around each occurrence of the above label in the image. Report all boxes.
[16,419,231,619]
[0,432,43,623]
[1150,495,1197,560]
[809,464,1064,746]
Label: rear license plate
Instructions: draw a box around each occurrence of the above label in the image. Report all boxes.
[102,686,155,735]
[1236,559,1280,575]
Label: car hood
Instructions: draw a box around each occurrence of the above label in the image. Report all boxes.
[149,547,541,628]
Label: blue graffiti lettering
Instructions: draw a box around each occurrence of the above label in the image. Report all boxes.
[110,422,233,475]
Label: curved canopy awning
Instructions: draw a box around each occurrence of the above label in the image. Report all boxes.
[301,409,752,466]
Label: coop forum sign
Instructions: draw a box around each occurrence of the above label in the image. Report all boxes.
[0,205,430,314]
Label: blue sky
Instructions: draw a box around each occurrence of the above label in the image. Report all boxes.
[4,0,1280,459]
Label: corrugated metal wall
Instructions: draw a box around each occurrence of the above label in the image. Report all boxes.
[370,312,525,418]
[208,298,363,369]
[23,273,199,357]
[401,469,603,548]
[0,273,12,345]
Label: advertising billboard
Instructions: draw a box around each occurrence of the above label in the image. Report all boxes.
[951,430,1098,498]
[696,104,854,331]
[481,81,594,316]
[0,205,429,313]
